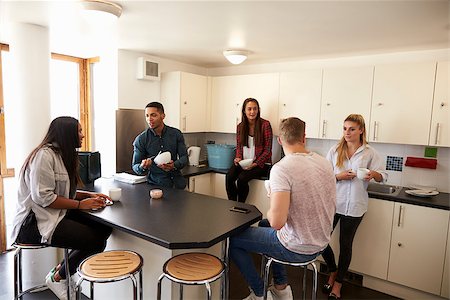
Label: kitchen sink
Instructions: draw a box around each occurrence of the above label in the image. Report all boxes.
[367,183,402,197]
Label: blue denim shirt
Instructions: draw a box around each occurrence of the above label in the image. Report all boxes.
[132,125,188,189]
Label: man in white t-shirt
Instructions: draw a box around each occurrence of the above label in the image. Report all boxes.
[230,117,336,300]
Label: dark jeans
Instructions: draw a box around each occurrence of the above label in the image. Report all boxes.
[16,210,112,279]
[321,213,363,283]
[226,163,270,203]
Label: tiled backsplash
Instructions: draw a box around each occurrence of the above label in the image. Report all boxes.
[185,133,450,193]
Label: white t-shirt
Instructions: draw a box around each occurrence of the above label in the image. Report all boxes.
[326,144,387,217]
[11,146,69,244]
[243,136,255,160]
[270,152,336,255]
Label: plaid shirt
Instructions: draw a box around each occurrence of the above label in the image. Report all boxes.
[236,118,273,168]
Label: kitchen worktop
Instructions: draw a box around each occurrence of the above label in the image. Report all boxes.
[181,164,269,179]
[182,165,449,211]
[81,177,262,249]
[368,188,449,211]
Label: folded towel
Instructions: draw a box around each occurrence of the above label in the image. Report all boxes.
[405,157,437,169]
[113,173,147,184]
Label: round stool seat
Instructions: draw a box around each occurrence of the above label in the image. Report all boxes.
[79,250,143,282]
[164,253,224,282]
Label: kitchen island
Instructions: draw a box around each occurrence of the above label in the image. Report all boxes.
[79,177,262,300]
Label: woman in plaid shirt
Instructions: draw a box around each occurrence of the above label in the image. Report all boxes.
[226,98,273,202]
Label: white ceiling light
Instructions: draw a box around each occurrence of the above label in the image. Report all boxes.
[223,50,248,65]
[81,0,123,19]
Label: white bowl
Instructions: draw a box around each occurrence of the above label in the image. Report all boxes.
[153,151,171,165]
[238,158,253,168]
[150,189,163,199]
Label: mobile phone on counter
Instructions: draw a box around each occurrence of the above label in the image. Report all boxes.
[230,206,250,214]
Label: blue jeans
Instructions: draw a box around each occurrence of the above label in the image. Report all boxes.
[230,225,321,297]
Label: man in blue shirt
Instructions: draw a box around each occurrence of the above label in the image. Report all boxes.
[132,102,188,189]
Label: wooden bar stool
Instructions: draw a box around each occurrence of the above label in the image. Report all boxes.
[13,243,71,300]
[157,252,225,300]
[262,256,318,300]
[75,250,143,300]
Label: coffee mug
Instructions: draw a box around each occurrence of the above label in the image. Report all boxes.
[109,188,122,201]
[264,180,271,197]
[357,168,370,180]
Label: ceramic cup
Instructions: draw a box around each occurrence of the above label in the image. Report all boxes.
[109,188,122,201]
[150,189,163,199]
[357,167,370,180]
[264,180,271,198]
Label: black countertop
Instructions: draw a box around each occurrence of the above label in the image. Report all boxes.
[181,165,269,179]
[182,165,449,211]
[81,178,262,249]
[369,188,449,210]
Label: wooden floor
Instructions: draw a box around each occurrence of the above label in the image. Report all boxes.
[1,250,400,299]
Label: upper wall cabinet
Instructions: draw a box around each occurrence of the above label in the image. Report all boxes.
[210,73,280,135]
[370,62,436,145]
[161,71,208,133]
[429,61,449,147]
[320,66,374,140]
[279,70,323,138]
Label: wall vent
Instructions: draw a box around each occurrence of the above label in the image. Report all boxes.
[136,57,160,81]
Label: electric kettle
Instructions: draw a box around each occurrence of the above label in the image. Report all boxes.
[187,146,201,166]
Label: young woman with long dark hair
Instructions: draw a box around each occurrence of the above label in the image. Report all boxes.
[226,98,273,202]
[11,116,112,300]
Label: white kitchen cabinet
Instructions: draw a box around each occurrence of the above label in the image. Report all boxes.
[212,173,228,199]
[279,70,323,138]
[188,173,213,196]
[441,215,450,298]
[350,198,394,279]
[388,203,449,295]
[325,198,394,280]
[320,66,374,140]
[370,62,436,145]
[210,73,280,134]
[161,71,208,132]
[246,179,270,218]
[430,61,449,147]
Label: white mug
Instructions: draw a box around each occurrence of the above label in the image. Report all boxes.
[357,168,370,180]
[109,188,122,201]
[264,180,271,197]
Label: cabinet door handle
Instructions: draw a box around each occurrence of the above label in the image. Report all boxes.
[373,121,379,141]
[183,116,187,131]
[397,242,402,247]
[397,205,404,227]
[322,120,327,138]
[435,123,441,145]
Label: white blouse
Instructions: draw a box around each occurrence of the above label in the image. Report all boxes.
[326,144,387,217]
[11,146,69,244]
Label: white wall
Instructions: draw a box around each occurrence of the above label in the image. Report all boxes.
[306,138,450,193]
[207,48,450,76]
[117,50,207,109]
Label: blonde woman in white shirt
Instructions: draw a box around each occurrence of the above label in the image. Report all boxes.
[322,114,387,300]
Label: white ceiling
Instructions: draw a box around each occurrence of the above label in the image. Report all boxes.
[1,0,449,68]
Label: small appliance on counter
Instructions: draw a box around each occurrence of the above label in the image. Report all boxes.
[206,144,236,169]
[78,151,101,184]
[187,146,201,166]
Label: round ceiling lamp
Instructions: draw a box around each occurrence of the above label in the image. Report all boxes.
[223,50,248,65]
[81,0,123,19]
